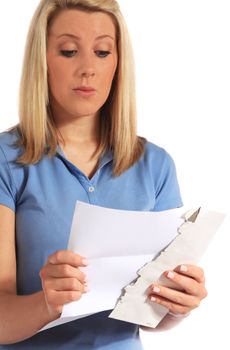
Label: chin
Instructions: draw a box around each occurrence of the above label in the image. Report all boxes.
[68,100,101,116]
[68,109,100,119]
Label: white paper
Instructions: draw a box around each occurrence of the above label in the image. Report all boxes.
[40,201,183,331]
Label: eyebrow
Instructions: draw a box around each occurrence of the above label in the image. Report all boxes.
[56,33,115,41]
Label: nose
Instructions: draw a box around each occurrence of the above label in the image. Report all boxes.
[81,70,95,78]
[77,54,95,79]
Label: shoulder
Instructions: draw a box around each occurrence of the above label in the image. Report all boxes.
[142,140,175,170]
[138,140,179,188]
[0,127,20,145]
[0,127,22,162]
[144,140,169,158]
[133,139,178,184]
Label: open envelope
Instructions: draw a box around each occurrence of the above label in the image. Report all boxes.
[40,202,225,331]
[110,207,226,327]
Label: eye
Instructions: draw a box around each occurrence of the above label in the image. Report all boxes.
[95,50,111,58]
[60,50,77,58]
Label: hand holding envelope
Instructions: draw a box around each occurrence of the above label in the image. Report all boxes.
[148,262,207,317]
[137,209,208,319]
[110,207,225,326]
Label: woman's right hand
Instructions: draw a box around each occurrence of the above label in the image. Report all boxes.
[39,250,88,318]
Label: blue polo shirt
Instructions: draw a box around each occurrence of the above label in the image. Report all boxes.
[0,128,182,349]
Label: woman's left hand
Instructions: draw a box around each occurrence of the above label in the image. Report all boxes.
[149,264,208,315]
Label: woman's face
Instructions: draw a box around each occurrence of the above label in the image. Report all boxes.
[47,9,118,122]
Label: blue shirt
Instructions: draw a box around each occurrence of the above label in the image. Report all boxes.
[0,129,182,349]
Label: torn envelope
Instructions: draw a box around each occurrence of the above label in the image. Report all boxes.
[109,208,225,327]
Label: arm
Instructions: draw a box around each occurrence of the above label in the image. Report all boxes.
[0,205,49,344]
[0,205,88,345]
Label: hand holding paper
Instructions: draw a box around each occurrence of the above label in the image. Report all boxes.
[39,202,225,332]
[40,202,183,331]
[39,250,89,319]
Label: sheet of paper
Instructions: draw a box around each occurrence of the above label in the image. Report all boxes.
[40,201,184,331]
[109,208,226,327]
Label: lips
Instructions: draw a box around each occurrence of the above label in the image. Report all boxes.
[74,86,95,92]
[73,86,96,97]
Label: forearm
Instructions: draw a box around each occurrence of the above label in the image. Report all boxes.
[0,291,58,345]
[156,312,188,330]
[140,312,188,333]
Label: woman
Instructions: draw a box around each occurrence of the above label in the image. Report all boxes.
[0,0,207,349]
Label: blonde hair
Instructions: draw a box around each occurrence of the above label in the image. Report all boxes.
[11,0,146,176]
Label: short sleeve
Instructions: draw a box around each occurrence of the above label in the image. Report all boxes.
[0,145,16,211]
[154,151,183,211]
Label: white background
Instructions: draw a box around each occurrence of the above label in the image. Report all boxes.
[0,1,229,348]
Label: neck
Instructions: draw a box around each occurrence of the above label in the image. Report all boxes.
[56,115,100,146]
[51,105,100,146]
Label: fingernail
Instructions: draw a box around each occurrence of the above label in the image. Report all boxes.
[152,286,160,293]
[150,296,156,302]
[82,259,89,266]
[167,271,175,279]
[84,285,90,292]
[180,264,188,272]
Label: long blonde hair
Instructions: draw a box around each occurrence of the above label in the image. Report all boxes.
[11,0,146,177]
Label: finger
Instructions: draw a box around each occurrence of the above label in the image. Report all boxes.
[41,264,87,283]
[149,294,191,315]
[46,289,83,307]
[46,277,88,294]
[48,250,88,267]
[164,270,208,299]
[174,264,205,284]
[150,284,200,308]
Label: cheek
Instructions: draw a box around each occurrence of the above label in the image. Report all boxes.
[100,61,117,92]
[48,62,68,96]
[48,62,62,81]
[47,51,67,84]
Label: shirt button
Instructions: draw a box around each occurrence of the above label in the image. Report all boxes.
[88,186,95,193]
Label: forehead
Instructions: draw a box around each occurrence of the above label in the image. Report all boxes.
[48,9,117,38]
